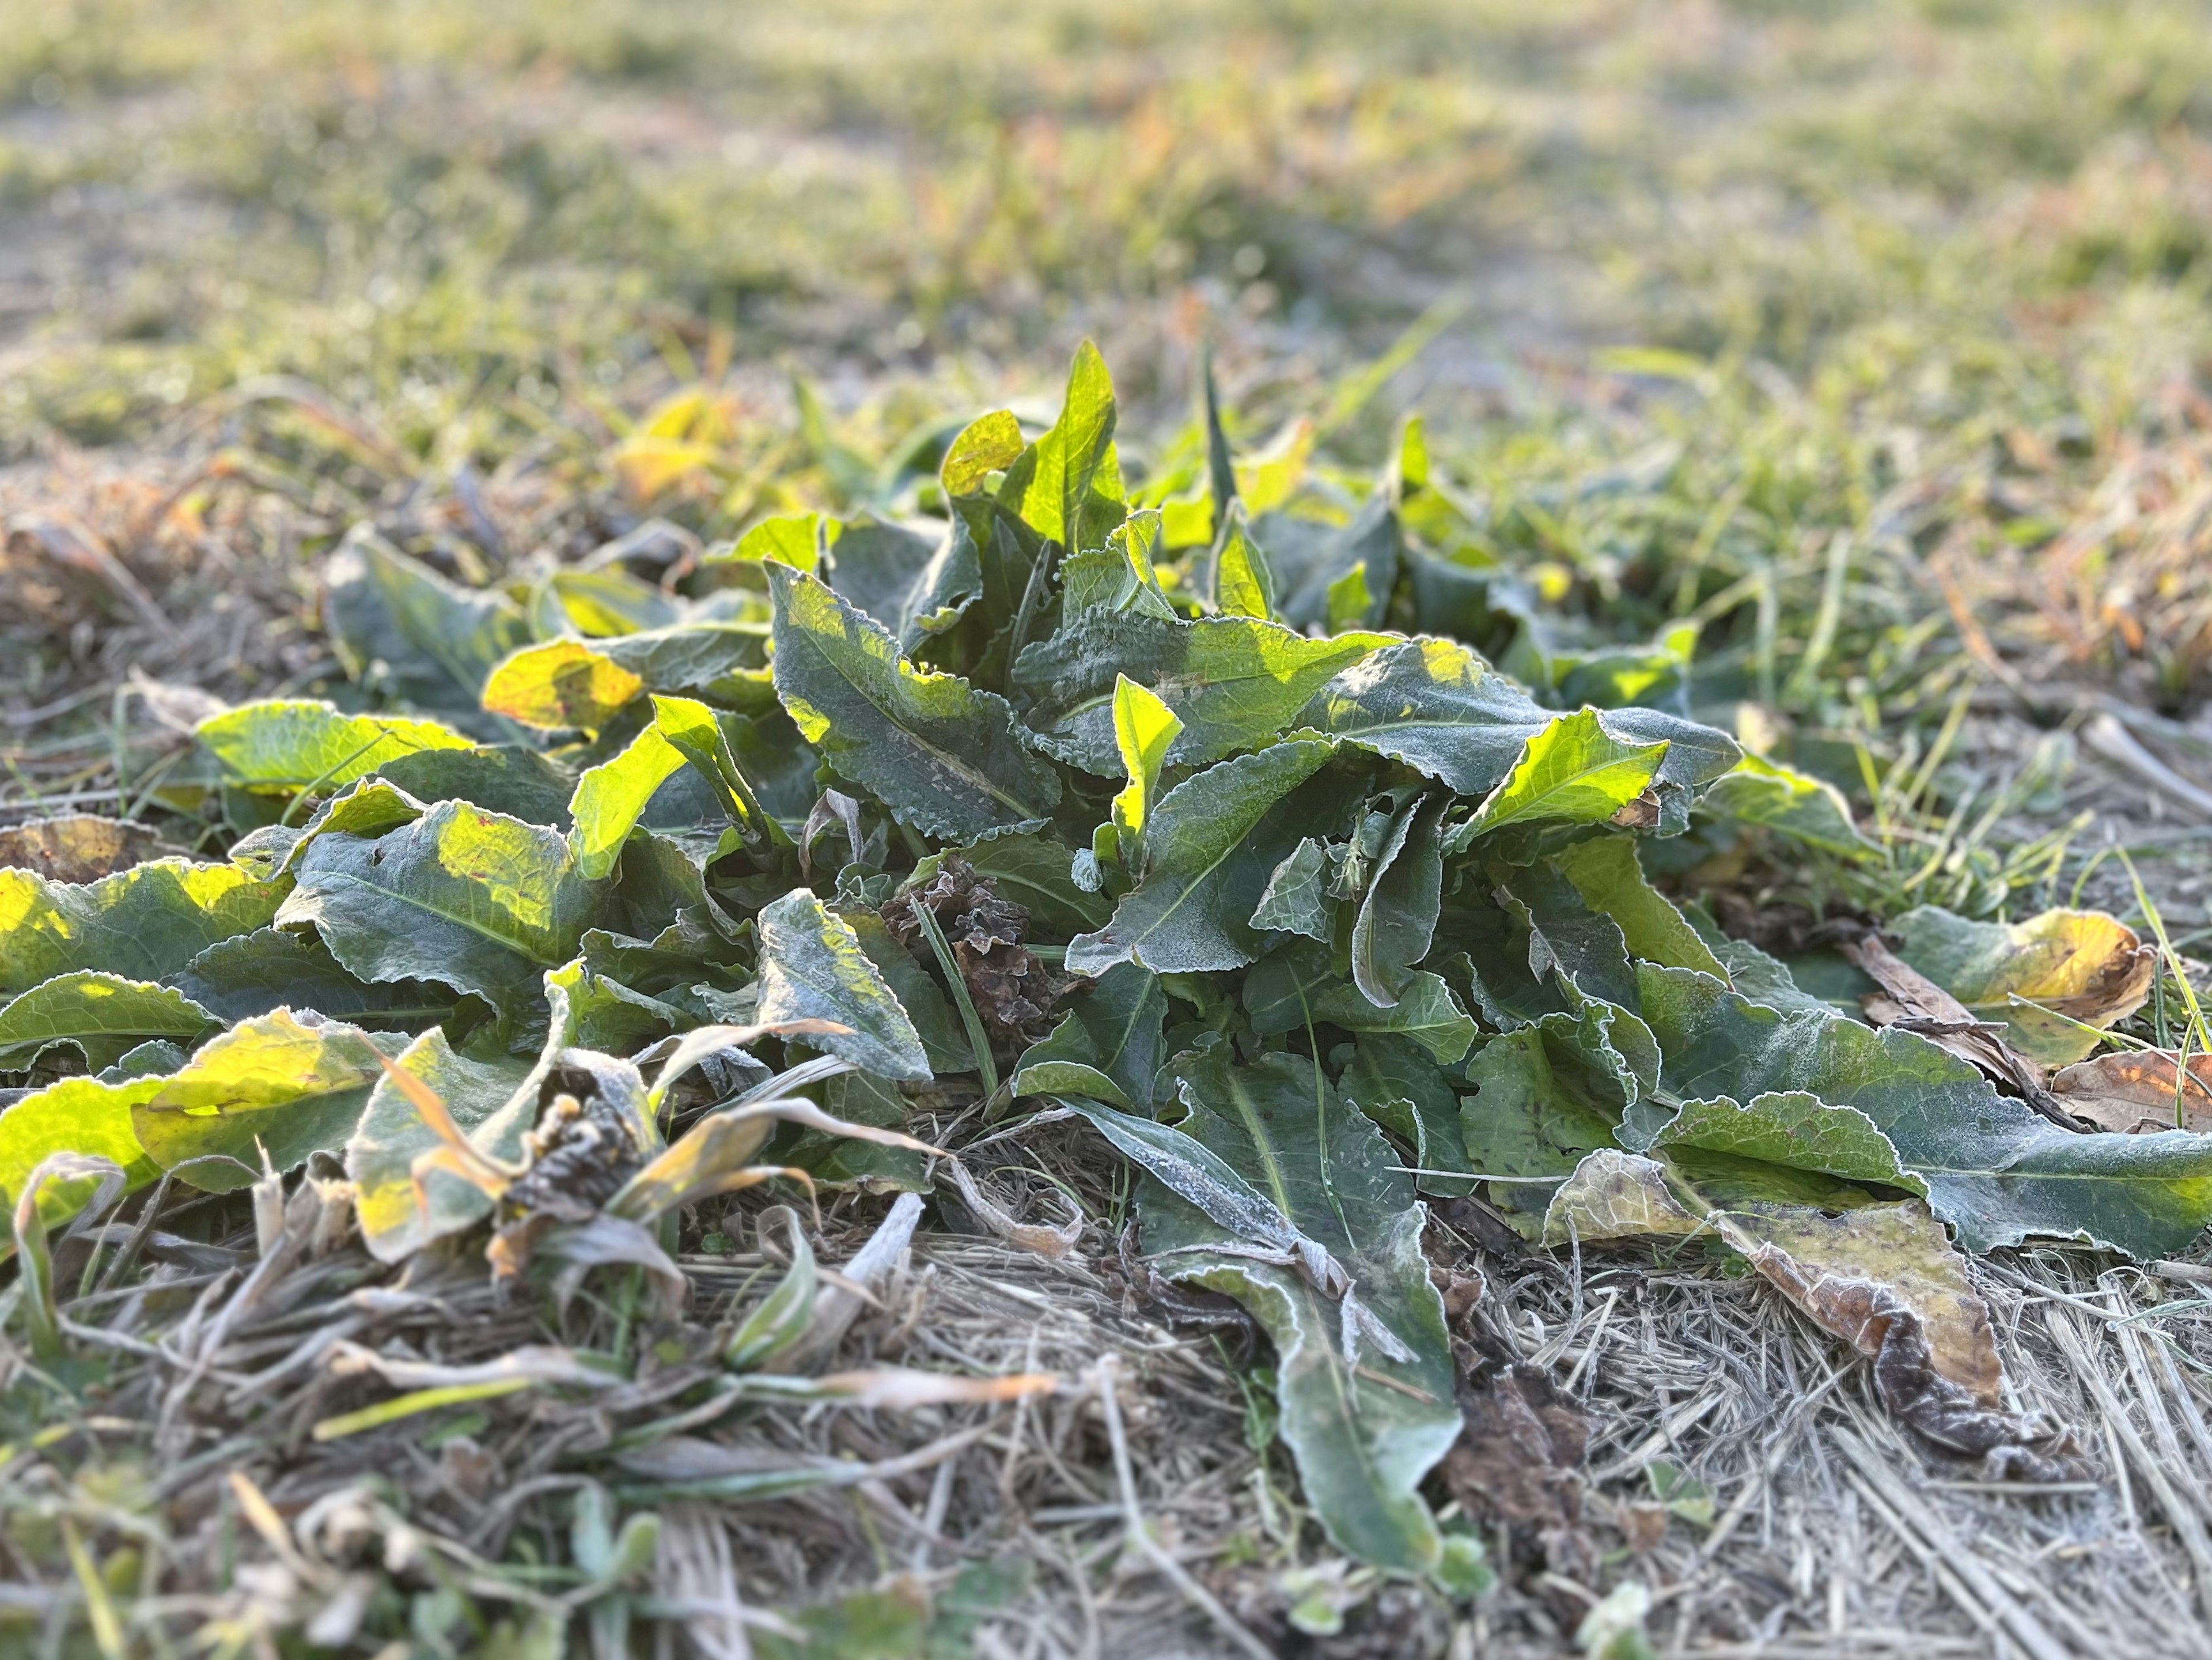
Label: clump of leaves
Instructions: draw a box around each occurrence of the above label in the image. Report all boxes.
[3,343,2207,1646]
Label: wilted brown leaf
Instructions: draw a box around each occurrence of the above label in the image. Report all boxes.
[2051,1049,2212,1134]
[0,815,184,882]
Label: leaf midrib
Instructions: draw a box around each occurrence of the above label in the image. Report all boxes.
[795,625,1048,822]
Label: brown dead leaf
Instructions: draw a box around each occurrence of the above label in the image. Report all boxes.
[1715,1199,2082,1477]
[0,814,184,881]
[2051,1049,2212,1133]
[884,854,1075,1054]
[1442,1357,1589,1533]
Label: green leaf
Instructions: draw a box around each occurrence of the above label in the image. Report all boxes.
[1067,739,1339,975]
[1109,674,1183,854]
[1131,1049,1460,1573]
[755,889,931,1082]
[1351,796,1444,1008]
[726,1207,817,1370]
[1211,500,1277,620]
[652,693,790,847]
[276,801,605,1014]
[1637,963,2212,1257]
[1012,962,1166,1109]
[1341,1033,1475,1197]
[1702,754,1876,860]
[1463,708,1668,838]
[324,532,531,710]
[1251,838,1335,944]
[1297,640,1737,826]
[482,638,647,733]
[941,410,1026,498]
[0,859,285,994]
[1247,943,1479,1065]
[170,928,459,1026]
[569,727,690,881]
[827,517,982,652]
[0,972,216,1071]
[1010,610,1387,775]
[196,699,475,792]
[131,1009,401,1193]
[1016,340,1123,551]
[540,568,681,637]
[1552,837,1726,979]
[347,1027,537,1261]
[0,1073,163,1227]
[716,512,830,575]
[767,562,1062,841]
[1251,496,1398,630]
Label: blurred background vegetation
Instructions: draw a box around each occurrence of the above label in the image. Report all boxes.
[4,0,2212,924]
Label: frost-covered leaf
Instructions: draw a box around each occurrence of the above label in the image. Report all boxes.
[1703,754,1876,859]
[826,516,981,651]
[1013,962,1165,1109]
[196,699,474,792]
[1298,640,1736,830]
[0,972,216,1071]
[1120,1049,1460,1574]
[1251,494,1397,630]
[324,532,531,710]
[169,928,458,1026]
[1552,836,1726,979]
[767,562,1061,840]
[378,746,577,829]
[0,859,284,994]
[1351,795,1444,1008]
[1067,739,1338,975]
[1252,838,1335,943]
[938,833,1111,935]
[1247,944,1479,1065]
[1638,963,2212,1257]
[1010,610,1386,774]
[132,1009,401,1193]
[1341,1033,1474,1197]
[755,889,931,1082]
[276,802,605,1014]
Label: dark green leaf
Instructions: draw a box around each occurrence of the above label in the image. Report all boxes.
[1067,739,1338,974]
[1,859,285,995]
[756,889,931,1082]
[768,562,1062,840]
[1011,610,1387,775]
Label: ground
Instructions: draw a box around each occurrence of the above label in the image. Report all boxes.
[7,1,2212,1656]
